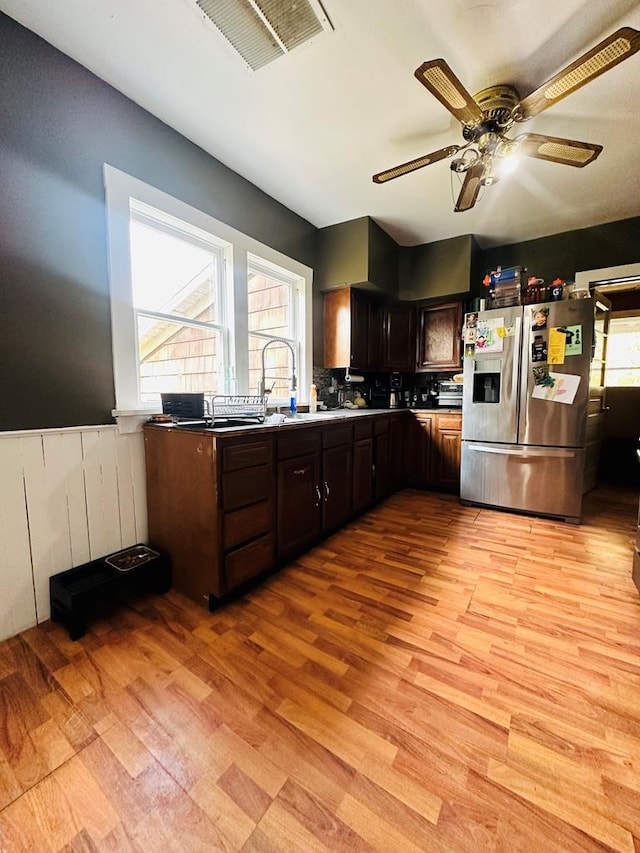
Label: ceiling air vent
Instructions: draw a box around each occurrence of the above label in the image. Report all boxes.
[195,0,333,71]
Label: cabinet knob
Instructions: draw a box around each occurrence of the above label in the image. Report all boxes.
[323,481,330,502]
[293,467,308,476]
[314,485,322,507]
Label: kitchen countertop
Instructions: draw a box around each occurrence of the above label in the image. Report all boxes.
[145,407,461,437]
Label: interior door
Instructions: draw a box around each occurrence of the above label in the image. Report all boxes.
[584,290,611,490]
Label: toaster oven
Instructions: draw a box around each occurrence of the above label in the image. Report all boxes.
[436,381,463,408]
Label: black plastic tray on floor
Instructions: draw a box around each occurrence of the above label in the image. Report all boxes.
[49,545,171,640]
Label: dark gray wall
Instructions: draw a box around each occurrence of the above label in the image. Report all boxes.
[399,234,476,300]
[0,12,317,431]
[476,217,640,294]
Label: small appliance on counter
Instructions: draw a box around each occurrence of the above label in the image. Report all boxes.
[368,378,390,409]
[436,380,463,408]
[411,381,438,408]
[389,372,402,409]
[161,392,206,419]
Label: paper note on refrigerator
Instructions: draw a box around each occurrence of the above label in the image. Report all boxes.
[475,317,504,353]
[548,328,566,364]
[531,372,580,404]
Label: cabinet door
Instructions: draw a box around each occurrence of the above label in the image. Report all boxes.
[322,444,353,532]
[432,414,462,491]
[384,303,415,370]
[374,427,390,500]
[323,288,349,368]
[388,414,405,493]
[277,453,322,560]
[352,438,374,513]
[367,298,385,371]
[433,429,462,491]
[405,414,432,487]
[350,288,370,369]
[416,301,462,372]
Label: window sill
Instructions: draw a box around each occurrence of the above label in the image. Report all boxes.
[111,409,159,434]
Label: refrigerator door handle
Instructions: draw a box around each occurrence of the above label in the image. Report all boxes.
[467,444,577,459]
[512,314,522,404]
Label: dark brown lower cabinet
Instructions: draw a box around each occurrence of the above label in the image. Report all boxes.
[322,442,353,532]
[277,427,355,561]
[374,419,390,500]
[144,428,276,606]
[144,410,461,608]
[352,438,373,513]
[433,416,462,491]
[352,418,374,513]
[277,452,323,561]
[388,413,405,492]
[405,411,461,491]
[405,413,433,487]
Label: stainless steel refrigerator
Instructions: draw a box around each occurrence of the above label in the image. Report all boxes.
[460,298,595,523]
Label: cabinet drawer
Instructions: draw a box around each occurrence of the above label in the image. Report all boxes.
[224,499,272,550]
[437,414,462,430]
[353,420,373,440]
[322,424,352,448]
[278,431,320,460]
[223,464,272,511]
[226,534,274,590]
[223,439,271,472]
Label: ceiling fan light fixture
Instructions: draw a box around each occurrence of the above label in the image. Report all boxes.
[374,26,639,212]
[450,157,470,173]
[498,154,519,176]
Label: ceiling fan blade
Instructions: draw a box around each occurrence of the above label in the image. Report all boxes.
[414,59,484,126]
[514,133,603,167]
[519,27,640,119]
[372,145,460,184]
[454,160,487,212]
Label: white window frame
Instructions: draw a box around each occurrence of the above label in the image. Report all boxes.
[103,164,313,422]
[130,200,230,407]
[247,252,302,401]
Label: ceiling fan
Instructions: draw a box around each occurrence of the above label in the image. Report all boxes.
[372,27,640,212]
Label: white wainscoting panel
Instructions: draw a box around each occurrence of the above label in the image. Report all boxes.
[0,425,148,641]
[0,440,36,640]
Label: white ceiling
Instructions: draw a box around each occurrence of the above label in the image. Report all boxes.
[2,0,640,248]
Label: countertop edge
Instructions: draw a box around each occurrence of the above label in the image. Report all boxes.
[143,408,461,438]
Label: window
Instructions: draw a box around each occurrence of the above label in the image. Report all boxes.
[104,165,312,415]
[130,201,228,406]
[605,315,640,387]
[247,256,301,399]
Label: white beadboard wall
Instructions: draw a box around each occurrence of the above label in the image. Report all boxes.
[0,425,147,642]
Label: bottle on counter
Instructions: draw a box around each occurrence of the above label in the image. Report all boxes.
[309,383,318,414]
[289,387,297,415]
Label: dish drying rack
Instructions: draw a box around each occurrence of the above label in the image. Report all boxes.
[209,395,266,425]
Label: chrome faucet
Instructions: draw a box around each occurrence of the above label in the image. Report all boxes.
[257,338,297,405]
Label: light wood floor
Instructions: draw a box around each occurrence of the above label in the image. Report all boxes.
[1,485,639,852]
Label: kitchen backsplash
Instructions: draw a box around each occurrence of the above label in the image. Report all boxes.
[312,366,459,408]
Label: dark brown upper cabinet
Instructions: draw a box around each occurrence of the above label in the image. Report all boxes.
[384,302,415,371]
[416,301,462,372]
[324,288,415,372]
[324,287,371,370]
